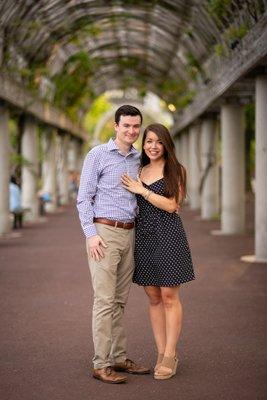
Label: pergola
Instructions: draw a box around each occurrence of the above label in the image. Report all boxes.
[1,1,265,108]
[0,1,222,97]
[0,0,267,261]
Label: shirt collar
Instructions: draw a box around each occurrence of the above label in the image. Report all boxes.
[107,138,139,155]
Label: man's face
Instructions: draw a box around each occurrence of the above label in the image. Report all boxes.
[114,115,142,146]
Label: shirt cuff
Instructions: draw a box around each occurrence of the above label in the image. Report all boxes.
[83,224,97,238]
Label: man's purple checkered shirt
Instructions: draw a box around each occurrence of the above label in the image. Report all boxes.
[77,138,140,238]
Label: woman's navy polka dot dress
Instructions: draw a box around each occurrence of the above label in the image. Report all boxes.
[133,178,195,287]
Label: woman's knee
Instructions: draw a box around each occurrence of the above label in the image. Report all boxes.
[144,287,162,306]
[161,287,180,308]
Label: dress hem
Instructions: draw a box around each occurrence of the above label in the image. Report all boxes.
[133,277,195,287]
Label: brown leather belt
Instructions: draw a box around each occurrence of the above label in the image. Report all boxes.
[93,218,135,229]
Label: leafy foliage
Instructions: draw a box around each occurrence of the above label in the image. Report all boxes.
[206,0,232,19]
[83,94,112,141]
[214,23,249,57]
[52,51,96,110]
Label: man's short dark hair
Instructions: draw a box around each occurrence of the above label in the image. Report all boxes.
[115,105,143,125]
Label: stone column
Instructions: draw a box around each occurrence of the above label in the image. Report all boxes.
[21,116,39,220]
[0,103,11,234]
[184,132,191,205]
[200,117,219,219]
[77,141,84,172]
[188,124,201,209]
[181,131,190,170]
[42,130,57,212]
[174,135,181,162]
[68,139,80,171]
[177,134,184,165]
[58,134,69,205]
[220,104,245,233]
[255,75,267,261]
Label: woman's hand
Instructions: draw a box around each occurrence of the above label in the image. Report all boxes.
[121,174,146,195]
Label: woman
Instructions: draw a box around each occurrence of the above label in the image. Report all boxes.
[121,123,195,380]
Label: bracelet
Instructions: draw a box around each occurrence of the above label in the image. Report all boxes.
[142,189,149,199]
[144,189,152,200]
[142,189,146,198]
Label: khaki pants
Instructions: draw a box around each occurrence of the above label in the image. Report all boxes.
[87,223,135,369]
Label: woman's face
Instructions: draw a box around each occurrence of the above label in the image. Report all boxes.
[143,130,165,161]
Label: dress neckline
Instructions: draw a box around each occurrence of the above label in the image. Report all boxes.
[141,177,164,186]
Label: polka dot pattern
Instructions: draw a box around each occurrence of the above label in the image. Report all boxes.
[133,178,195,287]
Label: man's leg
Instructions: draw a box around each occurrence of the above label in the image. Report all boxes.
[110,228,135,364]
[88,224,121,370]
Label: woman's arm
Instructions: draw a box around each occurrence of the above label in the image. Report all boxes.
[121,174,179,213]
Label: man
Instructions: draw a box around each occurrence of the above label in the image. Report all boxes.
[77,105,150,384]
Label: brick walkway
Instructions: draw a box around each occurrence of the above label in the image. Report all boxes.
[0,204,266,400]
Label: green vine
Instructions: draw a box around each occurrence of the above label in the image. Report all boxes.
[185,52,207,83]
[214,22,249,57]
[206,0,232,19]
[225,23,249,48]
[69,23,101,47]
[52,51,97,115]
[175,90,196,110]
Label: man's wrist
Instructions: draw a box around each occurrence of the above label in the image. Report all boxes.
[86,234,98,240]
[84,224,97,238]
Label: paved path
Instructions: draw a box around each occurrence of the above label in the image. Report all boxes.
[0,205,266,400]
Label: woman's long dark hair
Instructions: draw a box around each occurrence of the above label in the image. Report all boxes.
[141,123,186,203]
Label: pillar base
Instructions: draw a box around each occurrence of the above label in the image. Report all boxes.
[190,205,200,211]
[0,231,22,239]
[45,204,57,213]
[25,216,48,224]
[241,255,267,264]
[199,215,220,222]
[195,216,219,222]
[0,221,11,235]
[211,229,245,236]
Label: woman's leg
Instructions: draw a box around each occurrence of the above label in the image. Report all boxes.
[144,286,166,356]
[160,286,182,358]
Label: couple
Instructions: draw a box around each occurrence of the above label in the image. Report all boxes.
[77,105,195,384]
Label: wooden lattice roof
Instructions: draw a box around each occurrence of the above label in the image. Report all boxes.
[0,1,266,114]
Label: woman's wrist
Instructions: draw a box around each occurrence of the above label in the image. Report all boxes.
[141,189,148,197]
[142,188,152,200]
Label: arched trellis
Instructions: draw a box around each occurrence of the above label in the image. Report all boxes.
[1,0,264,112]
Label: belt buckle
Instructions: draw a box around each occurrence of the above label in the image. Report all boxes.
[123,221,127,229]
[115,221,118,228]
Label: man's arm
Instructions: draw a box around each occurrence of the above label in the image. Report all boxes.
[77,151,107,261]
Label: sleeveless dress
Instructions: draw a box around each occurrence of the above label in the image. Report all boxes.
[133,178,195,287]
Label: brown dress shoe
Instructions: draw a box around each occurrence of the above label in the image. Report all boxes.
[112,358,150,375]
[93,366,127,384]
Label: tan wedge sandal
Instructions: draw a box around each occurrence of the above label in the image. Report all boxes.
[154,353,164,372]
[154,355,179,380]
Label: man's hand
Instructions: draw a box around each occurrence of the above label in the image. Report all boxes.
[87,235,107,261]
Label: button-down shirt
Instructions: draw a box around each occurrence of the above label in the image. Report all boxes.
[77,138,140,238]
